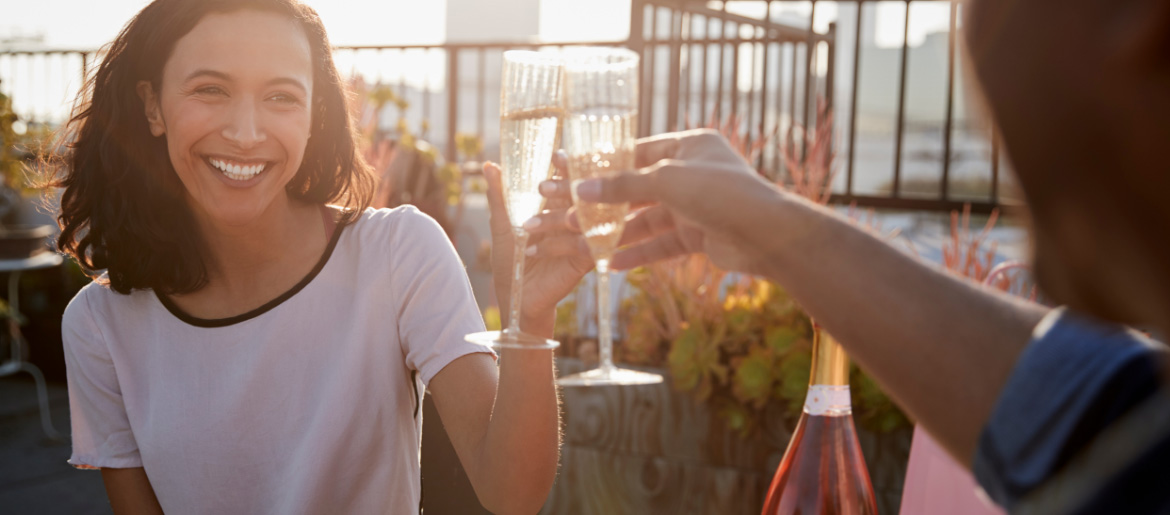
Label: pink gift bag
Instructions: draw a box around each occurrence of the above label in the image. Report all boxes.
[898,428,1004,515]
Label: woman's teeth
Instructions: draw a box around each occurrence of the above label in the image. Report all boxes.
[210,158,265,181]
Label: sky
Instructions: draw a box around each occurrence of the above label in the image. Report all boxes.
[1,0,952,50]
[0,0,445,48]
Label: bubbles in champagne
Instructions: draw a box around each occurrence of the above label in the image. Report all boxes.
[565,109,637,263]
[501,107,563,229]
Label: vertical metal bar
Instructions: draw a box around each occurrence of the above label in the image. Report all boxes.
[4,55,13,111]
[666,8,683,131]
[1,55,8,105]
[628,1,646,53]
[729,22,740,124]
[801,0,817,158]
[699,15,710,125]
[788,43,798,159]
[711,2,720,122]
[425,49,435,138]
[823,24,837,179]
[644,4,658,136]
[477,48,486,150]
[757,1,773,171]
[748,23,758,136]
[846,2,864,197]
[772,41,786,176]
[991,128,1000,201]
[679,12,691,128]
[399,49,408,116]
[892,0,911,198]
[826,22,837,114]
[28,54,37,122]
[743,24,757,147]
[58,52,68,122]
[40,53,49,123]
[445,47,458,164]
[941,3,957,201]
[629,0,646,136]
[376,48,386,87]
[35,53,44,123]
[758,1,772,138]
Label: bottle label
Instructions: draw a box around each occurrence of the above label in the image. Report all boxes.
[804,384,852,416]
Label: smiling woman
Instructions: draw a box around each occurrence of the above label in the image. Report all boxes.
[52,0,369,296]
[42,0,575,514]
[137,10,317,239]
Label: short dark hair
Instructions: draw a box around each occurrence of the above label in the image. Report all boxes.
[49,0,375,295]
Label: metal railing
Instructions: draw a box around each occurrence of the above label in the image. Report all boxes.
[0,0,1007,213]
[637,0,1007,214]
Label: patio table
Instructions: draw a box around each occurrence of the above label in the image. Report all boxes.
[0,252,65,440]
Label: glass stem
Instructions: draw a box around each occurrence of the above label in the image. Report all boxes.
[507,229,529,335]
[597,260,614,372]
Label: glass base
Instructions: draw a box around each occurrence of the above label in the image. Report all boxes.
[557,365,664,387]
[465,330,559,350]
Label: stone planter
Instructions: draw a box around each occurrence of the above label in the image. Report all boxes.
[543,357,911,514]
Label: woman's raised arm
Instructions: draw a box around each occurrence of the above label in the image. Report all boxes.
[101,467,163,515]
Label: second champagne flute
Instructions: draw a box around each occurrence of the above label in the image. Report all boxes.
[465,50,562,350]
[557,47,663,386]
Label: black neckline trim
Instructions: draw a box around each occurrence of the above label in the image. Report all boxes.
[155,217,349,328]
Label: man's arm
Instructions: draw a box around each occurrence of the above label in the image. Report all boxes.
[755,194,1047,465]
[577,130,1049,465]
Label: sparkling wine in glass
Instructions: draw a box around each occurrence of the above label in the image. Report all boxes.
[465,51,562,350]
[557,47,662,386]
[761,327,877,515]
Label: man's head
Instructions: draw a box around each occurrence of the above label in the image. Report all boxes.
[965,0,1170,326]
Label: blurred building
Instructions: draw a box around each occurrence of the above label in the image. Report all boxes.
[446,0,541,42]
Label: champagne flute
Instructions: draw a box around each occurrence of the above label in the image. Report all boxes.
[465,51,562,350]
[557,48,663,386]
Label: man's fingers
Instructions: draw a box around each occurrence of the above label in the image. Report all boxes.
[633,132,682,168]
[633,128,720,167]
[538,178,573,201]
[483,162,514,237]
[552,149,568,176]
[610,232,692,270]
[574,161,677,205]
[618,205,677,246]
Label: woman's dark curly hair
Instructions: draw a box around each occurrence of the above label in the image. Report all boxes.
[48,0,375,295]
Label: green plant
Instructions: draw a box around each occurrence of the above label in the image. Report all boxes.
[0,86,20,190]
[0,82,50,195]
[621,267,815,434]
[348,77,481,235]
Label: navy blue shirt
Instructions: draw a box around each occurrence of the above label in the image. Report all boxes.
[973,308,1170,514]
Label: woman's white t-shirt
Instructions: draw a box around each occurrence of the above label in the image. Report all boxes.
[62,206,493,514]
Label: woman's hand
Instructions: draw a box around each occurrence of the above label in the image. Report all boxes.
[485,152,594,335]
[571,129,790,276]
[435,154,584,512]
